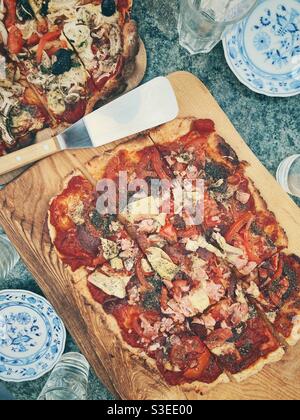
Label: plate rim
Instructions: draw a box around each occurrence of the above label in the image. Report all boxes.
[0,289,66,383]
[222,0,300,98]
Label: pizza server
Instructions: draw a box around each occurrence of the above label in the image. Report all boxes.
[0,77,179,176]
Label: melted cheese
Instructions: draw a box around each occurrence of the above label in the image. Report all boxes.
[47,89,66,114]
[189,288,210,314]
[63,22,94,65]
[185,236,224,257]
[88,272,131,299]
[110,257,124,271]
[147,247,179,281]
[121,196,160,223]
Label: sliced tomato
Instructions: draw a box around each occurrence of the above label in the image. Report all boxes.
[63,100,86,124]
[193,119,215,135]
[225,212,254,243]
[113,304,160,347]
[159,221,177,243]
[88,282,109,305]
[169,336,211,380]
[205,328,233,350]
[7,26,23,54]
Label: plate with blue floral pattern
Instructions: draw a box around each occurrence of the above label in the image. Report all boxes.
[0,290,66,382]
[223,0,300,97]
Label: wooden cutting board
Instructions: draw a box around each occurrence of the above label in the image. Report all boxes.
[0,40,147,186]
[1,72,300,400]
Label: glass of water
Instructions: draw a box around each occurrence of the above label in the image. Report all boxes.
[0,228,19,280]
[178,0,258,54]
[277,155,300,198]
[38,353,90,401]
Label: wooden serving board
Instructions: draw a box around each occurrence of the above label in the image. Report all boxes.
[0,39,147,186]
[1,72,300,400]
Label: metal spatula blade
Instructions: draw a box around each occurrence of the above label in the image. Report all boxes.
[0,77,179,176]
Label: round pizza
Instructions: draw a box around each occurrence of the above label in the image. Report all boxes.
[0,0,140,155]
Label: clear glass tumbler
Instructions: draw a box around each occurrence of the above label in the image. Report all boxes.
[178,0,258,54]
[38,353,90,401]
[277,155,300,198]
[0,231,19,280]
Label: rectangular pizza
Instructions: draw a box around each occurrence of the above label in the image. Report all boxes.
[48,117,300,393]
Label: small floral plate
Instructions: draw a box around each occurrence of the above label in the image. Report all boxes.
[223,0,300,97]
[0,290,66,382]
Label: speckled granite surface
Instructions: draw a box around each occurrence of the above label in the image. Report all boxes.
[1,0,299,401]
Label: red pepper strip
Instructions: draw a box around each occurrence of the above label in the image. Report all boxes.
[243,232,260,264]
[160,286,168,311]
[225,212,254,243]
[36,30,61,64]
[150,148,172,181]
[273,256,284,280]
[4,0,16,28]
[136,257,151,290]
[7,26,23,54]
[159,221,178,243]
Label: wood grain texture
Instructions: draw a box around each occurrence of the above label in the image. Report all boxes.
[1,72,300,400]
[0,40,147,185]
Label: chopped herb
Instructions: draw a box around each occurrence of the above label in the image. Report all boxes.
[147,275,163,294]
[40,65,51,74]
[281,264,297,302]
[251,222,262,236]
[239,342,253,357]
[142,291,161,311]
[205,161,229,181]
[228,323,246,343]
[90,210,116,236]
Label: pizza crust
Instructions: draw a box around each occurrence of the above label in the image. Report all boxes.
[85,135,155,181]
[149,117,196,146]
[232,347,285,383]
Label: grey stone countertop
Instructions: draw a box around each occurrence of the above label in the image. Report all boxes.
[0,0,299,400]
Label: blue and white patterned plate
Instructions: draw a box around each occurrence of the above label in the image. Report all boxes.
[0,290,66,382]
[223,0,300,97]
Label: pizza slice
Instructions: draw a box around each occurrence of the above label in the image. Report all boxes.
[28,0,139,105]
[193,285,285,382]
[244,252,300,346]
[0,50,50,153]
[61,1,139,98]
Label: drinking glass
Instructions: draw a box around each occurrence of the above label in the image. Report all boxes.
[178,0,258,54]
[38,353,90,400]
[277,155,300,198]
[0,227,19,280]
